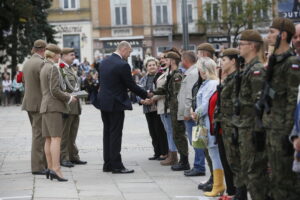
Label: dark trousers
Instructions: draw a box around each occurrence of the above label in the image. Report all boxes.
[101,110,125,170]
[218,134,236,195]
[145,111,168,156]
[14,90,22,104]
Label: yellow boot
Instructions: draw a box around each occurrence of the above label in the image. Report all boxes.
[203,169,225,197]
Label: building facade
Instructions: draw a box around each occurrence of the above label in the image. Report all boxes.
[48,0,93,63]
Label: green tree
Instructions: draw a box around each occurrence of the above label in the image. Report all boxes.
[0,0,56,78]
[199,0,271,47]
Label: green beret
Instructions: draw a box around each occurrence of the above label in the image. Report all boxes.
[197,43,215,54]
[33,39,47,48]
[165,52,181,61]
[240,29,263,43]
[270,17,295,36]
[221,48,239,57]
[46,44,61,54]
[61,48,75,55]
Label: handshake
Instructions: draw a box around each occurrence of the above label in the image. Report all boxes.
[140,98,155,105]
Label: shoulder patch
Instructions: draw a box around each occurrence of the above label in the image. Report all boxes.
[174,77,182,82]
[291,64,300,70]
[253,70,261,75]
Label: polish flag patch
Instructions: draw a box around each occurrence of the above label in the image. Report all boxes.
[253,70,261,75]
[291,64,300,70]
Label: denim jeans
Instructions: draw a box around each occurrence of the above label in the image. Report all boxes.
[184,119,206,172]
[160,113,177,152]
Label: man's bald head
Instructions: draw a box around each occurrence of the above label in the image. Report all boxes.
[116,41,132,60]
[292,24,300,55]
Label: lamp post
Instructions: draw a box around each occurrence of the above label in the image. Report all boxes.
[182,0,189,50]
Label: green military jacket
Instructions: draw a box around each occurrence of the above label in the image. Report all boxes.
[262,49,300,131]
[153,69,183,113]
[232,56,265,128]
[219,71,237,127]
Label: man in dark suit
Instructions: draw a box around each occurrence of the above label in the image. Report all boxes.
[98,41,148,174]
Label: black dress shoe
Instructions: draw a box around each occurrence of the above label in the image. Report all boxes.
[171,162,190,171]
[184,168,205,176]
[32,169,47,175]
[71,160,87,165]
[61,160,74,168]
[148,155,160,160]
[103,167,112,172]
[198,175,213,190]
[49,170,68,182]
[112,168,134,174]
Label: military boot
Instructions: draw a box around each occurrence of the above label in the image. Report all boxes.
[198,175,213,191]
[160,151,178,166]
[171,154,190,171]
[232,185,247,200]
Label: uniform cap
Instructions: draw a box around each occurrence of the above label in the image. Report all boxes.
[270,17,295,35]
[165,51,181,61]
[197,43,215,54]
[240,29,263,43]
[33,39,47,48]
[61,48,75,55]
[221,48,239,57]
[46,44,61,54]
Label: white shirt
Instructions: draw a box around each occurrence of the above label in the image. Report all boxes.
[2,80,12,92]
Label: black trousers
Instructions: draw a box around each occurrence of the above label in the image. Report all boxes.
[101,110,125,170]
[218,134,236,195]
[145,111,168,156]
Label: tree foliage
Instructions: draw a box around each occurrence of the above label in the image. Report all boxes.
[0,0,56,77]
[199,0,271,47]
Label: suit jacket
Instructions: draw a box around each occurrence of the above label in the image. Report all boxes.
[98,53,147,112]
[40,60,71,114]
[63,64,81,115]
[22,54,44,112]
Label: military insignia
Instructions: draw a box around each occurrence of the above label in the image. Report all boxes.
[174,77,182,82]
[291,64,299,70]
[253,70,261,75]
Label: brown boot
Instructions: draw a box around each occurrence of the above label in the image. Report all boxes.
[160,152,178,166]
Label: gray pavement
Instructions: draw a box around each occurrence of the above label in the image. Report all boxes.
[0,104,213,200]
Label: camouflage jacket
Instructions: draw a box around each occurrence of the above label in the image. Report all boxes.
[232,56,265,128]
[262,49,300,132]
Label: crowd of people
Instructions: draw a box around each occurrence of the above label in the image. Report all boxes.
[129,17,300,200]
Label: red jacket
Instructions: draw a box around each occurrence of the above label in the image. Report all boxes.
[208,91,222,135]
[16,71,23,83]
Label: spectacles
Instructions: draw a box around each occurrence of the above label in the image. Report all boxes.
[237,42,251,46]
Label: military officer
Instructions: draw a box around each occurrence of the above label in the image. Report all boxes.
[234,30,269,200]
[60,48,87,167]
[197,43,215,59]
[262,17,300,200]
[22,39,47,175]
[153,51,190,171]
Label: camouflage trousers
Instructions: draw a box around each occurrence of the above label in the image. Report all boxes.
[239,128,269,200]
[266,129,300,200]
[169,109,188,157]
[222,126,243,188]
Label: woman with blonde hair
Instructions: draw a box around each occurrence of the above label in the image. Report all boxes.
[192,57,225,197]
[40,44,77,181]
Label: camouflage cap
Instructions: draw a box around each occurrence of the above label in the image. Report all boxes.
[61,48,75,55]
[270,17,295,35]
[165,51,181,61]
[46,44,61,54]
[240,29,263,43]
[221,48,239,57]
[33,39,47,48]
[197,43,215,54]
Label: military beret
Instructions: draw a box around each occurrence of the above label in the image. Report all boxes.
[61,48,75,54]
[240,29,263,43]
[221,48,239,57]
[33,39,47,48]
[46,44,61,54]
[165,51,181,61]
[197,43,215,54]
[270,17,295,35]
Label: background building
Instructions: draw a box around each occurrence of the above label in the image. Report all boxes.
[48,0,93,63]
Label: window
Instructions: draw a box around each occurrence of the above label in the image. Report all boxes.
[188,4,193,23]
[156,5,168,24]
[62,0,79,10]
[206,3,212,21]
[213,3,218,21]
[255,0,269,19]
[111,0,130,26]
[115,6,127,25]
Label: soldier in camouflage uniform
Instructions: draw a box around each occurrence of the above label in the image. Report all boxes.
[218,48,241,198]
[262,17,300,200]
[60,48,87,167]
[153,51,190,171]
[233,30,269,200]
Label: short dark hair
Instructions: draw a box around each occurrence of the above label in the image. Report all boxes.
[286,31,293,43]
[182,51,197,64]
